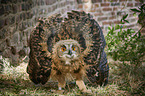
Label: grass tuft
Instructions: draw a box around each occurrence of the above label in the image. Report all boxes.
[0,56,145,95]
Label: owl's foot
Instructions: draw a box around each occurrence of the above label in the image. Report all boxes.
[81,89,92,94]
[76,80,93,94]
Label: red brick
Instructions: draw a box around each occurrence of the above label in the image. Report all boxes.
[102,21,112,25]
[126,24,135,28]
[98,17,108,21]
[2,49,11,58]
[90,9,96,12]
[22,12,26,21]
[122,2,125,6]
[94,13,103,16]
[127,3,133,7]
[78,4,83,8]
[84,4,88,9]
[92,0,102,3]
[77,0,83,4]
[113,7,118,11]
[19,4,22,12]
[0,5,4,16]
[103,8,112,11]
[129,18,136,23]
[0,29,6,39]
[114,20,120,24]
[5,4,12,14]
[120,0,127,1]
[101,3,109,7]
[111,2,120,6]
[10,16,15,25]
[96,9,101,12]
[16,15,20,24]
[135,3,140,6]
[0,19,5,29]
[111,12,115,15]
[26,12,33,19]
[110,0,118,1]
[83,0,89,3]
[12,4,17,14]
[45,0,57,5]
[67,6,70,10]
[5,18,9,25]
[95,4,99,7]
[109,16,116,19]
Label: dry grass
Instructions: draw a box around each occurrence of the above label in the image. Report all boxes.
[0,56,145,95]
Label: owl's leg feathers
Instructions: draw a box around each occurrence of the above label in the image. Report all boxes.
[55,78,66,94]
[58,80,66,90]
[56,74,66,89]
[76,80,92,94]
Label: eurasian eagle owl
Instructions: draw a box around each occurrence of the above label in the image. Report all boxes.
[27,10,109,93]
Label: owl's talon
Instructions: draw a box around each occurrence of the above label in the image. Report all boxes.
[58,87,62,90]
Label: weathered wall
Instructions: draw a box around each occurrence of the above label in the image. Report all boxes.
[0,0,141,66]
[76,0,141,34]
[0,0,76,66]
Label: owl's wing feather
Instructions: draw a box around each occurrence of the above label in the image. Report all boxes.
[27,15,62,84]
[66,11,109,85]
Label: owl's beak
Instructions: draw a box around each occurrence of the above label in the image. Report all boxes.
[65,61,71,65]
[68,50,72,55]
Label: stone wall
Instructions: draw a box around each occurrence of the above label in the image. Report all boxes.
[0,0,76,66]
[0,0,141,66]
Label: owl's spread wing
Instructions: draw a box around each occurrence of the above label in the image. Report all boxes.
[27,15,62,84]
[66,11,109,85]
[27,11,109,85]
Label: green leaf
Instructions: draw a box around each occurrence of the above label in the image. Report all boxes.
[124,20,129,23]
[108,27,111,31]
[140,4,145,10]
[115,24,120,30]
[130,8,141,12]
[120,19,124,24]
[110,27,114,34]
[133,13,137,17]
[123,14,128,20]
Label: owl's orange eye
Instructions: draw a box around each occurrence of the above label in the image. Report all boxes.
[72,47,75,51]
[61,47,66,52]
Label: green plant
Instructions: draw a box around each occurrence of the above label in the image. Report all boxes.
[105,4,145,94]
[105,7,145,66]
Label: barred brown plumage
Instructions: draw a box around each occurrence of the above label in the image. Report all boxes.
[27,10,109,93]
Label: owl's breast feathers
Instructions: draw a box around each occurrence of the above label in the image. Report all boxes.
[27,10,109,85]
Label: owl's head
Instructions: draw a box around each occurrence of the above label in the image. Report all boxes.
[52,39,81,65]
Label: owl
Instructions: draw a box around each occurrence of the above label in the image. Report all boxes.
[27,10,109,93]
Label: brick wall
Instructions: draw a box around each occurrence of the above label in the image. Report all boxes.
[0,0,141,66]
[76,0,141,34]
[0,0,76,66]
